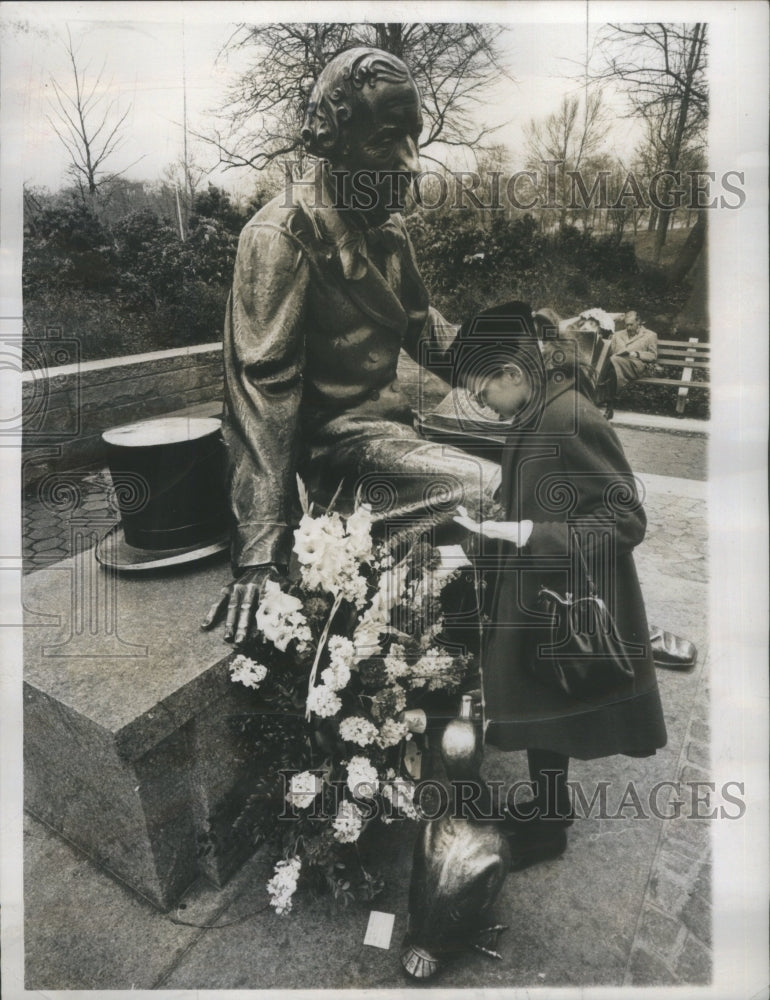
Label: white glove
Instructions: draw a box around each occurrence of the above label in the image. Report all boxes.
[454,507,533,547]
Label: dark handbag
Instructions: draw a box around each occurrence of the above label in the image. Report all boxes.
[534,531,637,700]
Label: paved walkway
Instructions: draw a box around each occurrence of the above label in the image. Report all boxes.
[20,424,712,991]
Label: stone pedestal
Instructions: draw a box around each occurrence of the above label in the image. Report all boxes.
[23,548,273,910]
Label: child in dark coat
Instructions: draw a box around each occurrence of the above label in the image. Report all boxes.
[453,302,667,869]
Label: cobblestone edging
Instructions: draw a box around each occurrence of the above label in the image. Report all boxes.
[23,469,117,572]
[625,665,711,985]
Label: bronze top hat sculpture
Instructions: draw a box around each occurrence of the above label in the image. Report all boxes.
[96,416,230,571]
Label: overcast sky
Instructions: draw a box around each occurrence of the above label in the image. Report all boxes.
[2,2,639,199]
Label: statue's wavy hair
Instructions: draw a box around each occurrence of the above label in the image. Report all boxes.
[301,47,413,159]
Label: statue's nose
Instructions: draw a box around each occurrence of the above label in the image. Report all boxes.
[393,135,421,174]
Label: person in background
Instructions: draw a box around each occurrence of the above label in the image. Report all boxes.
[604,310,659,417]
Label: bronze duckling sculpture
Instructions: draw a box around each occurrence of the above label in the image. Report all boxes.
[400,693,510,979]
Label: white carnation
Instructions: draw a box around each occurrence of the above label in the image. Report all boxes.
[381,778,418,821]
[306,683,342,718]
[266,856,301,915]
[321,636,354,690]
[338,716,379,747]
[320,662,351,691]
[285,771,321,810]
[328,635,355,669]
[345,755,379,798]
[229,654,267,690]
[384,643,409,682]
[332,800,364,843]
[377,717,409,748]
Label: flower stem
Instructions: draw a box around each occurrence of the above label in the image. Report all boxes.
[305,591,344,720]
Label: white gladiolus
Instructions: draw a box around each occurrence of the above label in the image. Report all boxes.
[255,580,312,652]
[294,511,370,607]
[345,503,374,561]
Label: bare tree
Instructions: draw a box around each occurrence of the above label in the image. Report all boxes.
[47,28,140,199]
[161,151,211,238]
[201,22,507,172]
[524,88,607,230]
[597,22,708,262]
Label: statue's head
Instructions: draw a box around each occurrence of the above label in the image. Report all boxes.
[301,47,422,179]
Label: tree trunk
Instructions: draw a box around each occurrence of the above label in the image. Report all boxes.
[667,210,706,286]
[653,23,706,263]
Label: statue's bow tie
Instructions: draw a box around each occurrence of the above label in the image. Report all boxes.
[336,220,406,280]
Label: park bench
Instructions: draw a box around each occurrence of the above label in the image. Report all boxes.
[630,338,711,415]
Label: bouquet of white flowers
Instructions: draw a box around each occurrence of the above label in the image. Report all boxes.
[228,477,476,914]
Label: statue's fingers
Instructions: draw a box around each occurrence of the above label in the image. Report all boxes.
[234,583,258,645]
[223,586,243,642]
[201,587,230,630]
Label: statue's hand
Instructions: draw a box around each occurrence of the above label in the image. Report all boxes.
[200,564,288,644]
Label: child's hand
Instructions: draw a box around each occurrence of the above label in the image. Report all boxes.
[453,506,482,534]
[454,514,533,546]
[453,511,501,539]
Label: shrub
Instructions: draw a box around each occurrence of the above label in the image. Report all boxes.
[23,184,242,363]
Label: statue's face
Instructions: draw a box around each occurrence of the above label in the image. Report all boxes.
[336,79,423,214]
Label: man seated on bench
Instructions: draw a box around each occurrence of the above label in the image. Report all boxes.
[605,309,658,420]
[606,310,659,418]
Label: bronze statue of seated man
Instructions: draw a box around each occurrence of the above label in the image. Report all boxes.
[202,47,500,644]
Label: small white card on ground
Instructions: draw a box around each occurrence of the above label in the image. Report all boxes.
[436,543,472,569]
[363,910,395,950]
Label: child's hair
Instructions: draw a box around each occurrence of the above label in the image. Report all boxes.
[450,301,547,429]
[450,300,544,392]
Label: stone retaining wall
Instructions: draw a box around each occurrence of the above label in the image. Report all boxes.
[22,343,223,486]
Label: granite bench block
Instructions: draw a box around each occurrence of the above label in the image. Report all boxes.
[23,550,277,910]
[184,687,289,888]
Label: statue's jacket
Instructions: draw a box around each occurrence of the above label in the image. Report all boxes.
[223,166,453,569]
